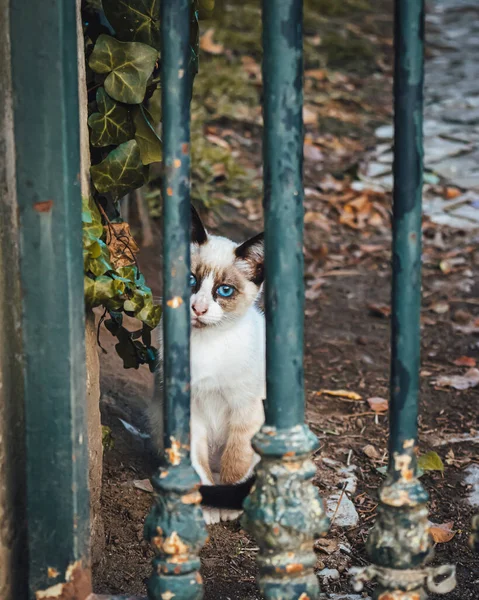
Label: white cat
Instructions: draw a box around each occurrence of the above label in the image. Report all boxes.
[151,206,266,524]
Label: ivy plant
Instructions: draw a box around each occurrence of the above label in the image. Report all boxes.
[82,0,212,370]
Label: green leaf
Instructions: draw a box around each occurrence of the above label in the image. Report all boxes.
[102,425,115,450]
[84,275,126,308]
[90,139,149,200]
[88,87,134,147]
[132,105,162,165]
[102,0,161,50]
[85,239,113,277]
[417,451,444,473]
[89,34,158,104]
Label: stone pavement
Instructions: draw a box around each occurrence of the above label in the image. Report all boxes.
[359,0,479,230]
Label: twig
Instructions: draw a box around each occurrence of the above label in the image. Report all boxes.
[329,482,348,527]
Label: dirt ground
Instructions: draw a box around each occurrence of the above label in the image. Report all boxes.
[92,1,479,598]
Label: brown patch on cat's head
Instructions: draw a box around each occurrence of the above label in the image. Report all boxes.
[235,232,264,285]
[191,204,207,245]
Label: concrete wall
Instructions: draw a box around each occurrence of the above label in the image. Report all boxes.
[76,0,104,565]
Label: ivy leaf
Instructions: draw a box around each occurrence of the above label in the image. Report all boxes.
[89,34,158,104]
[90,139,149,200]
[102,0,161,50]
[85,239,113,276]
[132,105,162,165]
[84,275,126,308]
[88,87,134,147]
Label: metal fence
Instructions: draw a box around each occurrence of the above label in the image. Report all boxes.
[1,0,476,599]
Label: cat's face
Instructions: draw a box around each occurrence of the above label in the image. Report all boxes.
[189,206,263,330]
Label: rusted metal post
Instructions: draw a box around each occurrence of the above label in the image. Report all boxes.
[241,1,329,598]
[7,0,92,597]
[143,1,207,598]
[350,1,456,598]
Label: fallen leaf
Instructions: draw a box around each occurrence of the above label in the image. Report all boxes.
[367,397,388,413]
[435,368,479,390]
[105,221,139,269]
[444,187,461,199]
[303,142,324,162]
[133,479,154,493]
[200,28,224,55]
[428,521,456,544]
[453,356,476,368]
[417,451,444,473]
[305,68,328,81]
[368,303,391,318]
[318,389,362,401]
[439,259,453,275]
[211,162,227,180]
[362,444,381,460]
[314,538,339,554]
[429,301,450,314]
[303,106,318,126]
[206,134,231,150]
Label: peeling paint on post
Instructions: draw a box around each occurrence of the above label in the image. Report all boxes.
[350,2,455,598]
[242,1,329,598]
[144,1,207,598]
[8,0,91,596]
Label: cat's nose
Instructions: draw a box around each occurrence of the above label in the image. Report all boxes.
[192,303,208,316]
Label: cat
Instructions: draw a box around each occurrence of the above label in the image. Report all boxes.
[149,205,266,524]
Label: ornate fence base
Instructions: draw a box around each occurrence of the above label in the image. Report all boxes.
[242,425,329,600]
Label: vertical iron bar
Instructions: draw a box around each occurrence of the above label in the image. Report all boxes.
[352,1,456,597]
[242,1,329,598]
[9,0,91,597]
[144,1,207,599]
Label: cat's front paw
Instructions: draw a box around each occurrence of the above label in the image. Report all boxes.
[202,507,221,525]
[202,507,243,525]
[220,508,242,522]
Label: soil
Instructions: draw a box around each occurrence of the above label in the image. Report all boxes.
[92,1,479,598]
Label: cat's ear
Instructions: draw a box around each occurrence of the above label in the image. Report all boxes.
[235,232,264,285]
[191,204,207,245]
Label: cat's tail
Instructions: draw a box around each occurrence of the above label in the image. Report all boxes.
[199,476,256,510]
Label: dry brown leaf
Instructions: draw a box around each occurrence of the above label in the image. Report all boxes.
[453,356,476,368]
[211,162,227,180]
[303,106,318,126]
[435,368,479,390]
[241,56,262,81]
[318,389,362,401]
[367,397,388,413]
[428,521,456,544]
[105,222,139,269]
[363,444,381,460]
[133,479,154,493]
[314,538,339,554]
[206,134,230,150]
[305,68,328,81]
[200,28,224,55]
[444,187,461,199]
[429,301,450,314]
[368,303,391,318]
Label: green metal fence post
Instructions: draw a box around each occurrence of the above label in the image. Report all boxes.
[144,1,207,599]
[350,2,456,598]
[8,0,91,597]
[242,1,329,598]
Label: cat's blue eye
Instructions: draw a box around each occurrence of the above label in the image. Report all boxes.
[189,274,197,287]
[217,285,234,298]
